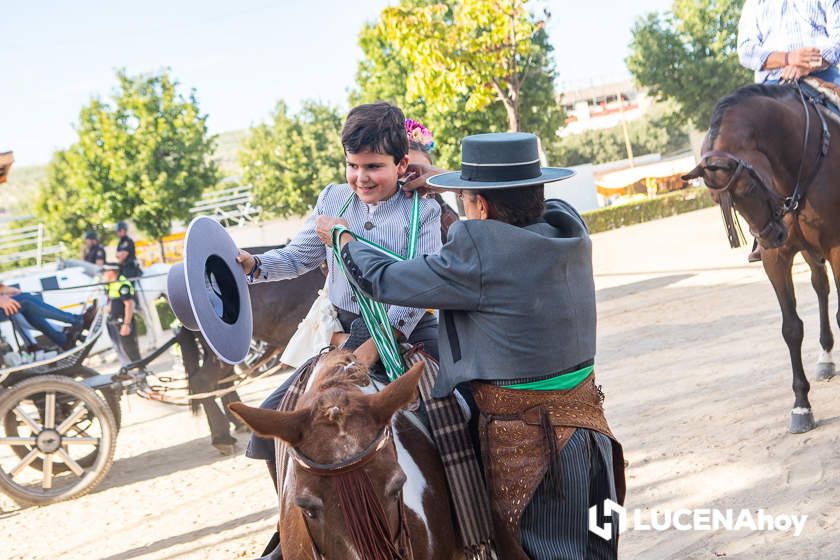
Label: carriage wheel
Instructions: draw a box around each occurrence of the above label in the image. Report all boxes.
[0,375,117,506]
[2,383,120,473]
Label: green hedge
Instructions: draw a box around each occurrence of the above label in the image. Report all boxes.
[582,187,714,234]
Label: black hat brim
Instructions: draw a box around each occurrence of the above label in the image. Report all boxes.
[426,166,576,190]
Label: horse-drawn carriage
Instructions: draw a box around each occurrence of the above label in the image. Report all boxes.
[0,301,122,505]
[0,247,319,506]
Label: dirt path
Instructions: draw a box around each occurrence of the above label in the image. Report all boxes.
[3,206,840,559]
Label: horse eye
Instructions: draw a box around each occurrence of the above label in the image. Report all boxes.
[296,496,323,519]
[387,472,407,497]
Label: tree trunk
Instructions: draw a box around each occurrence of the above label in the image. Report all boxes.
[158,238,166,264]
[502,96,521,132]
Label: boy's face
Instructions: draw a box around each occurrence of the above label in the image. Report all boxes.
[104,270,118,282]
[345,149,409,204]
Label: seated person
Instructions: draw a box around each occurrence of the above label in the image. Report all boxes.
[7,313,39,351]
[0,282,97,351]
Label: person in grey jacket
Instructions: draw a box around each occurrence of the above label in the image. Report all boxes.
[337,132,625,560]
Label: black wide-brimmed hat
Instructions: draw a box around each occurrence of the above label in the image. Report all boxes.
[167,217,252,364]
[427,132,575,190]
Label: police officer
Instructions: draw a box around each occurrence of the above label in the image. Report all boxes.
[82,231,106,266]
[114,221,142,279]
[102,263,141,365]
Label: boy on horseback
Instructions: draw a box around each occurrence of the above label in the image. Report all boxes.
[235,102,442,559]
[338,133,626,560]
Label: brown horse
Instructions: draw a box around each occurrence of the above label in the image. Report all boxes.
[684,82,840,433]
[230,350,462,560]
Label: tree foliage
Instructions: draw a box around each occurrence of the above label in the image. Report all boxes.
[626,0,751,130]
[35,70,218,246]
[239,100,344,218]
[353,0,563,169]
[548,103,690,166]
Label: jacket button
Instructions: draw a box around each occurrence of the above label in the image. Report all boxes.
[351,295,357,302]
[398,320,405,326]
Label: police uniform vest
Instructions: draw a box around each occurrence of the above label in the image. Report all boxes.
[108,275,135,321]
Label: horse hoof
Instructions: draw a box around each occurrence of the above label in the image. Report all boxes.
[816,362,836,381]
[789,409,817,434]
[212,442,237,456]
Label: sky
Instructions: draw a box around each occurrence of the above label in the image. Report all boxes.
[2,0,673,166]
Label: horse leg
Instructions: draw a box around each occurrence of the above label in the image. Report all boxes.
[805,255,835,380]
[829,253,840,378]
[763,249,815,433]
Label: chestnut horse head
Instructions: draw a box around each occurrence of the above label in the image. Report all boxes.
[231,350,441,559]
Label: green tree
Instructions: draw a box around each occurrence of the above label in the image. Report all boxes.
[35,69,218,250]
[627,0,751,130]
[380,0,552,132]
[353,0,563,169]
[239,100,344,217]
[34,150,108,249]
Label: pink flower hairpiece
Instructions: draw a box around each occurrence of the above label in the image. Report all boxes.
[405,118,435,152]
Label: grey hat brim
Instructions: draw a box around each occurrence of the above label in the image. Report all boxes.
[426,167,576,190]
[168,216,253,364]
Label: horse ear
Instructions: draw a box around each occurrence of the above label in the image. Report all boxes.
[681,165,704,181]
[364,362,424,426]
[228,402,310,446]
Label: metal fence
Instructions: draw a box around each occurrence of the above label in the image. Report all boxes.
[0,224,64,268]
[189,183,261,227]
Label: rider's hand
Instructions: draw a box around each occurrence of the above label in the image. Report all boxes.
[788,47,822,69]
[119,323,131,337]
[0,295,21,316]
[780,64,810,83]
[315,216,349,247]
[353,338,381,368]
[402,162,450,196]
[235,249,256,276]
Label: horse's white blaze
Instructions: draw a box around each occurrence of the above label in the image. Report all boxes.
[818,350,833,364]
[791,407,813,415]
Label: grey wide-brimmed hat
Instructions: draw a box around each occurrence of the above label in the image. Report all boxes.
[167,217,252,364]
[427,132,575,190]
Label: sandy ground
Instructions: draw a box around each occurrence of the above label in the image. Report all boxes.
[3,206,840,559]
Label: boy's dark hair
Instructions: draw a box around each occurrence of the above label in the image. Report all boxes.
[467,185,545,227]
[341,102,409,164]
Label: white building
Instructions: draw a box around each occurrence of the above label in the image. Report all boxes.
[558,79,652,136]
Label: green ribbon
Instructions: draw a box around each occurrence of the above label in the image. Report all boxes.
[331,190,421,380]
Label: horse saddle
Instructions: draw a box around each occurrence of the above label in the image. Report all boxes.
[802,76,840,118]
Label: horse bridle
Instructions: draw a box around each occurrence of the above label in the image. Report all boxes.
[699,82,831,257]
[699,148,787,244]
[289,426,413,560]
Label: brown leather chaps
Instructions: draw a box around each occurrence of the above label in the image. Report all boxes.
[472,375,625,559]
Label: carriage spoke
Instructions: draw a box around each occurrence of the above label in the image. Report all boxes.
[0,437,37,446]
[42,454,54,489]
[56,404,88,435]
[56,448,85,476]
[13,406,42,433]
[62,437,99,445]
[10,448,40,478]
[44,392,56,429]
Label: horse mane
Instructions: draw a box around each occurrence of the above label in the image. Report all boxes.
[708,83,798,146]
